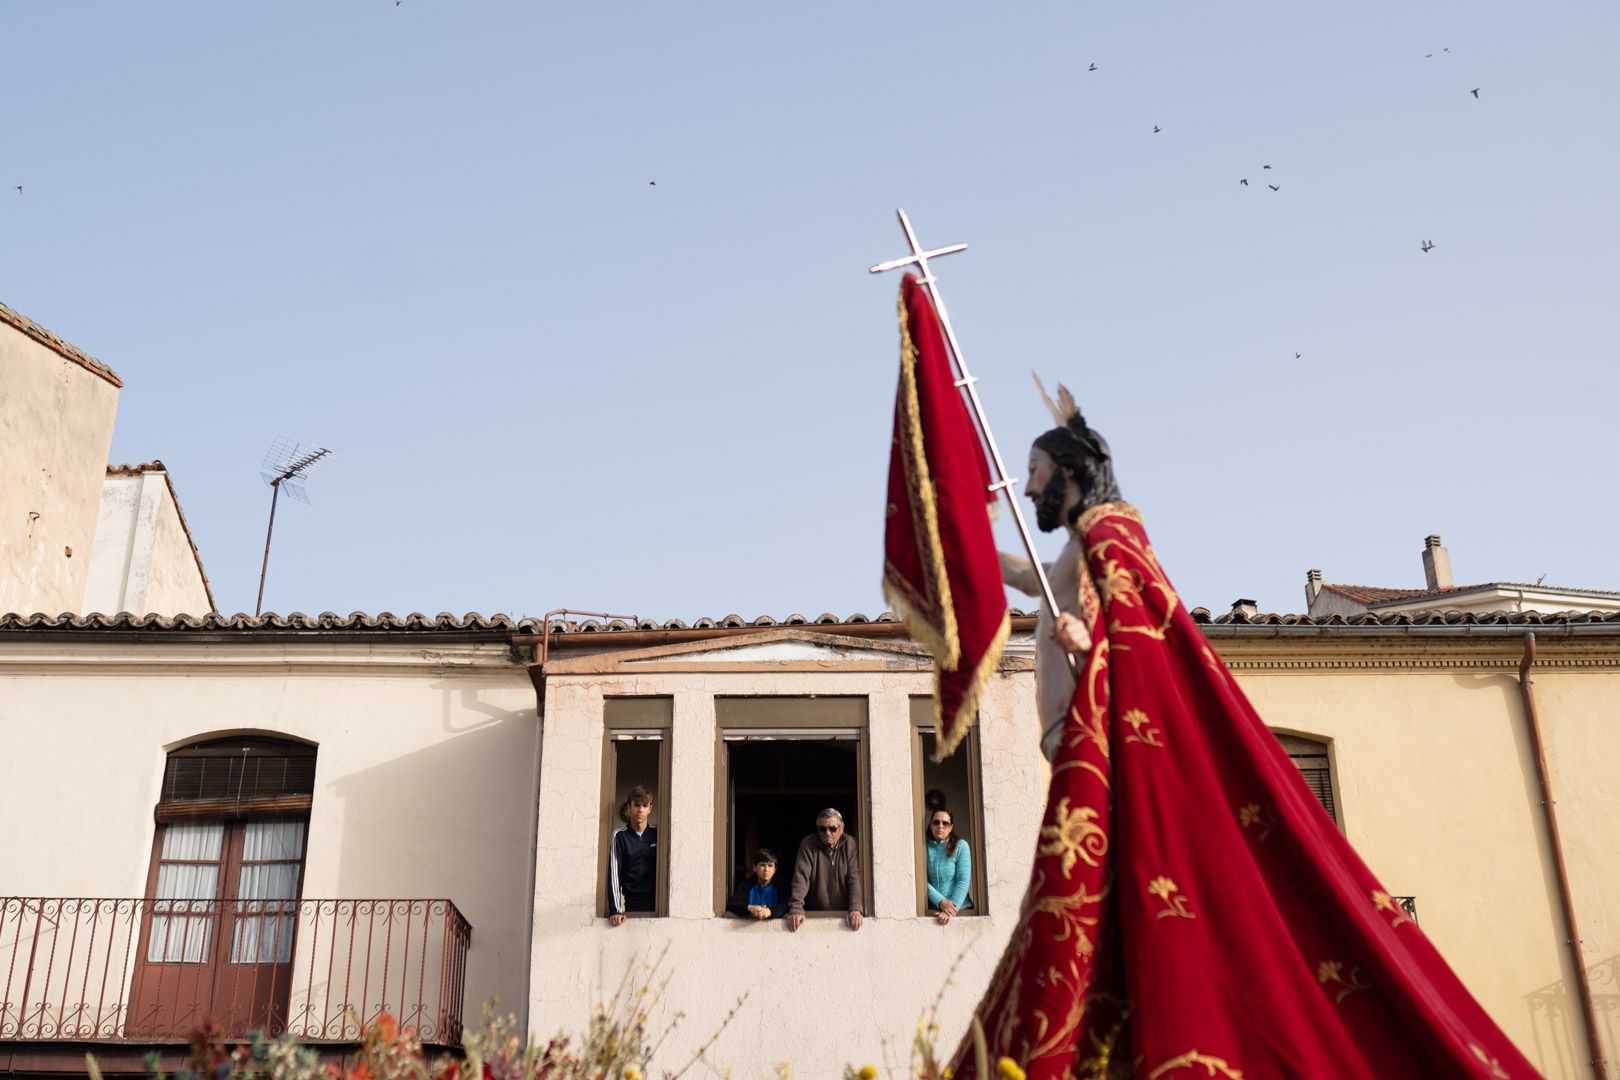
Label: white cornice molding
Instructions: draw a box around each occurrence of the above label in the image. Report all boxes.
[0,639,523,675]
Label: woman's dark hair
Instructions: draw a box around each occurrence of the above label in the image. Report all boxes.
[619,783,653,823]
[926,802,961,858]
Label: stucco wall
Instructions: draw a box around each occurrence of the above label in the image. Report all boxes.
[84,471,213,616]
[0,328,120,616]
[1224,641,1620,1080]
[528,667,1047,1080]
[0,637,540,1032]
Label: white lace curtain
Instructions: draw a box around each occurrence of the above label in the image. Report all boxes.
[147,821,307,965]
[231,821,306,964]
[148,823,223,963]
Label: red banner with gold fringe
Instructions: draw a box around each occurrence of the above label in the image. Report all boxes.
[883,273,1010,762]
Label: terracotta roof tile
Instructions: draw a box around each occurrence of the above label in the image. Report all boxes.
[0,300,122,387]
[1320,583,1465,605]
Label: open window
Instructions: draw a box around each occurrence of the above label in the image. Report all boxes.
[600,698,672,918]
[911,697,988,916]
[713,697,871,916]
[1275,732,1338,825]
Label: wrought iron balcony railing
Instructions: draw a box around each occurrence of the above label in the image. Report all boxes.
[0,898,470,1045]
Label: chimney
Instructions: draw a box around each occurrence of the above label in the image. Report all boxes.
[1422,535,1453,591]
[1304,568,1323,611]
[1231,598,1259,620]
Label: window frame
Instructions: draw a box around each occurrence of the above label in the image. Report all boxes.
[711,696,872,918]
[599,698,673,919]
[1272,730,1340,827]
[910,699,989,917]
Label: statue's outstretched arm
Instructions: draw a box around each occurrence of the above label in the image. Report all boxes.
[999,551,1042,597]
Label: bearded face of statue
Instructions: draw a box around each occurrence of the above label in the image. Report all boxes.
[1027,446,1077,533]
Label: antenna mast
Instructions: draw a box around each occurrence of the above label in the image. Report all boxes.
[255,437,333,616]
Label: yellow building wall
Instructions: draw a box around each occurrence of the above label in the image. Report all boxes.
[1221,634,1620,1080]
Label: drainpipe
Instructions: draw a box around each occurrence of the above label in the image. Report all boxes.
[1518,632,1607,1079]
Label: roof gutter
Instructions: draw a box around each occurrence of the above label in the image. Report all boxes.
[1518,633,1607,1079]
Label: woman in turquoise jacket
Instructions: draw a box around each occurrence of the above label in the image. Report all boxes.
[925,805,972,924]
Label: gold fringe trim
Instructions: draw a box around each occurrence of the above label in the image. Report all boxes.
[886,283,960,669]
[884,575,957,679]
[931,609,1011,763]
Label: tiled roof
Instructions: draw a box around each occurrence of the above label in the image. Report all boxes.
[0,611,544,632]
[1192,608,1620,627]
[107,460,167,477]
[3,607,1618,636]
[0,300,123,387]
[1321,583,1464,605]
[0,610,969,634]
[1324,582,1620,608]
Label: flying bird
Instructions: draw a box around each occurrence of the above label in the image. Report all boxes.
[1088,62,1097,72]
[1268,184,1279,191]
[1262,164,1272,170]
[1240,178,1249,186]
[1470,88,1480,98]
[1444,47,1451,53]
[1425,53,1433,58]
[1152,125,1161,133]
[649,180,656,186]
[1294,352,1302,359]
[1421,240,1435,252]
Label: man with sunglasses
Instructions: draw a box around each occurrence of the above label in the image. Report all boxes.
[784,808,864,931]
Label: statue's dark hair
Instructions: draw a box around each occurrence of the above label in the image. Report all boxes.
[1033,410,1122,527]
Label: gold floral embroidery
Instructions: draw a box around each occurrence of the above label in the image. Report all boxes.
[1147,876,1196,920]
[1371,890,1411,928]
[1316,959,1371,1004]
[1095,559,1141,609]
[1122,708,1165,748]
[1146,1050,1244,1079]
[1038,797,1107,876]
[1026,874,1106,945]
[1469,1043,1510,1079]
[1237,802,1276,842]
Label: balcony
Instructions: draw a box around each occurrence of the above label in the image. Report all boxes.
[0,898,470,1047]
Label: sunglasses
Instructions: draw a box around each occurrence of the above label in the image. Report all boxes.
[817,824,842,833]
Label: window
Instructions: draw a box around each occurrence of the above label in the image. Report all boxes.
[1274,732,1337,824]
[130,736,314,1037]
[713,697,871,916]
[600,698,672,918]
[911,697,988,916]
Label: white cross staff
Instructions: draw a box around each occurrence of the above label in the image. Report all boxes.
[869,208,1075,666]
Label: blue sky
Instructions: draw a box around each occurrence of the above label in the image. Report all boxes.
[4,3,1616,620]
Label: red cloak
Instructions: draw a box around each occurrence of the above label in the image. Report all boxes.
[953,502,1540,1079]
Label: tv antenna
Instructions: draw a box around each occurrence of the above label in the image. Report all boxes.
[255,437,333,616]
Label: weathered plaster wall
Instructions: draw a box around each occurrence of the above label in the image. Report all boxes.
[1226,645,1620,1080]
[0,329,119,616]
[0,639,540,1029]
[84,471,213,616]
[528,668,1047,1080]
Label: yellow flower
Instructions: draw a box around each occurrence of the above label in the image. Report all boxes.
[1146,876,1179,902]
[1237,804,1260,828]
[858,1067,878,1080]
[996,1058,1025,1080]
[626,1067,644,1080]
[1316,960,1342,984]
